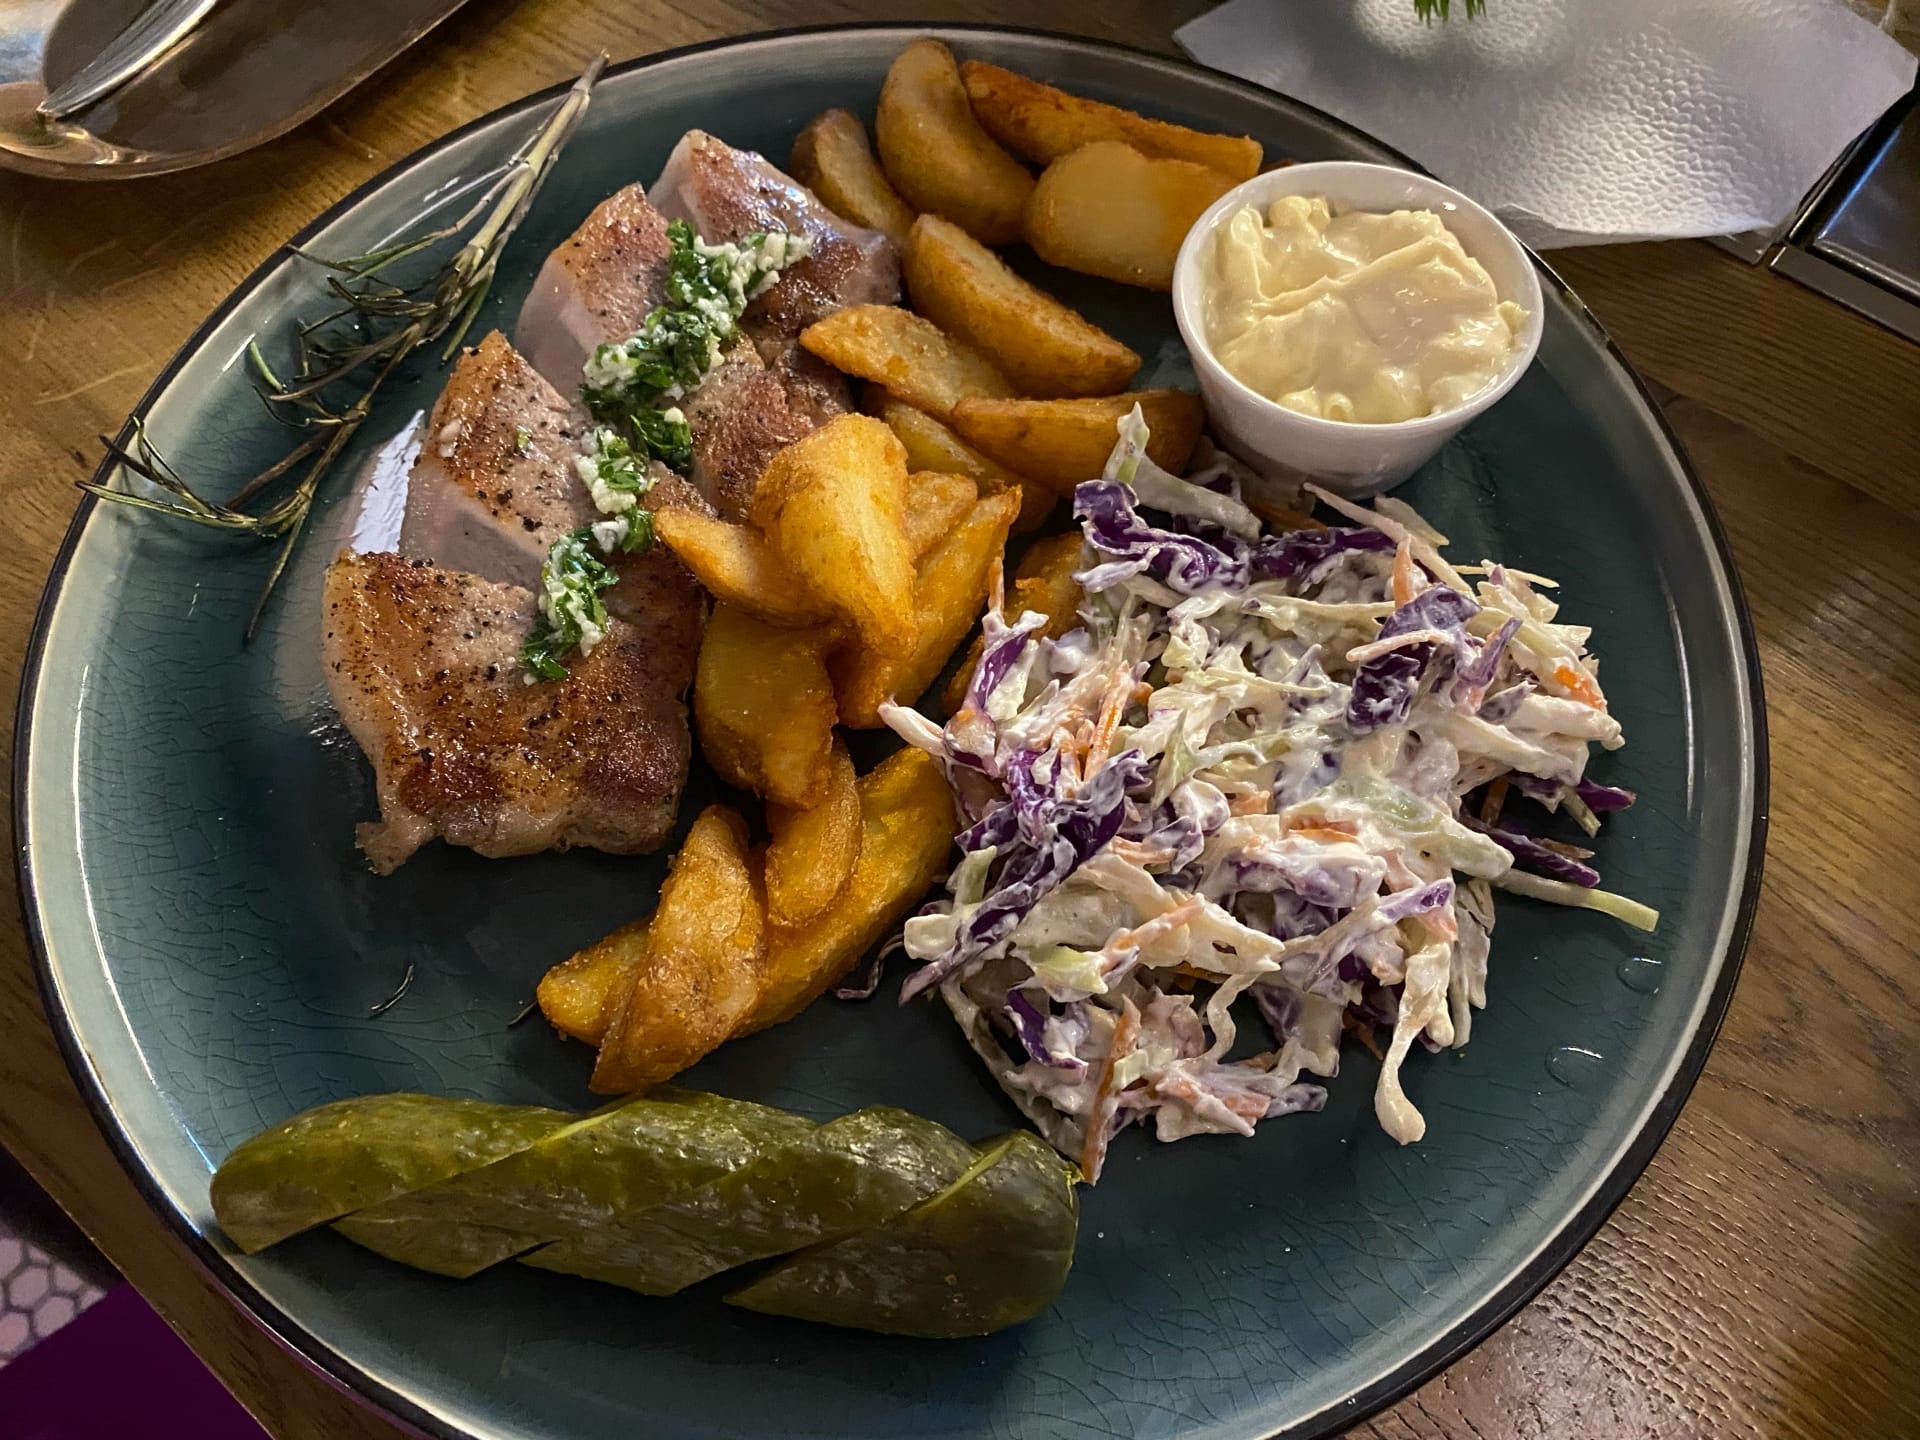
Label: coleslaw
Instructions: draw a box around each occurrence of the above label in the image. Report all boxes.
[878,407,1656,1181]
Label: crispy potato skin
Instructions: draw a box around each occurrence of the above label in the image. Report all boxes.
[1025,141,1235,291]
[951,390,1205,497]
[833,488,1023,728]
[764,741,863,929]
[538,916,650,1046]
[903,470,979,560]
[695,603,840,808]
[903,214,1139,400]
[960,60,1262,181]
[942,531,1088,713]
[591,806,765,1094]
[742,748,957,1032]
[790,108,917,249]
[876,40,1034,244]
[654,508,829,628]
[751,413,919,658]
[866,391,1053,533]
[800,305,1014,425]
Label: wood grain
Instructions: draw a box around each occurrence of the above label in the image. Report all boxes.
[3,4,1918,1438]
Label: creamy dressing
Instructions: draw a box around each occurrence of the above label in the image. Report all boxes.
[1204,196,1528,424]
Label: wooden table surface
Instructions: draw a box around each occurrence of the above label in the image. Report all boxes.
[3,3,1917,1436]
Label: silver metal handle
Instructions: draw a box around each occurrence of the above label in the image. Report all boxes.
[37,0,223,121]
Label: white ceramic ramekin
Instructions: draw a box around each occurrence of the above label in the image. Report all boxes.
[1171,161,1544,499]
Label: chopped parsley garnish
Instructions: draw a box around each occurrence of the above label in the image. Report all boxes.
[521,528,618,681]
[579,219,811,436]
[527,220,809,679]
[512,424,534,456]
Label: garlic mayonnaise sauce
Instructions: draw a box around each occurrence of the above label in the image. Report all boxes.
[1203,196,1528,425]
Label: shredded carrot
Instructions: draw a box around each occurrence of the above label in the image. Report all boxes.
[1342,1013,1385,1061]
[1392,538,1418,608]
[1108,837,1175,868]
[1083,667,1134,776]
[1289,826,1359,846]
[986,554,1006,615]
[1479,775,1509,824]
[1079,999,1141,1181]
[1553,662,1608,711]
[1285,816,1356,836]
[1227,791,1272,816]
[1421,908,1459,943]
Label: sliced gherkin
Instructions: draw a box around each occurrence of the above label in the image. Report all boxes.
[333,1088,812,1276]
[210,1094,567,1254]
[523,1107,976,1294]
[727,1131,1079,1338]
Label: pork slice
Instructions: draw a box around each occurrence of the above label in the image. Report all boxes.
[516,183,673,389]
[680,345,814,521]
[322,552,693,872]
[399,331,595,590]
[651,129,900,340]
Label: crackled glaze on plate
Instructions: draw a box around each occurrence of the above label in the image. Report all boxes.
[16,25,1765,1440]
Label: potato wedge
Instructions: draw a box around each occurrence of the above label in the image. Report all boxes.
[800,305,1014,426]
[695,604,839,808]
[951,390,1205,497]
[751,414,917,658]
[764,742,863,929]
[591,806,765,1095]
[654,508,830,629]
[790,108,917,250]
[903,214,1139,399]
[866,391,1054,534]
[876,39,1034,244]
[833,488,1023,728]
[538,916,649,1046]
[942,531,1087,714]
[741,747,957,1032]
[960,60,1262,181]
[1025,141,1235,290]
[903,471,978,560]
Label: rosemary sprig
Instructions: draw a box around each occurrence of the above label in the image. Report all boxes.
[80,54,608,642]
[1412,0,1486,19]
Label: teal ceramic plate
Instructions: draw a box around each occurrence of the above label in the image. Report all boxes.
[16,24,1766,1440]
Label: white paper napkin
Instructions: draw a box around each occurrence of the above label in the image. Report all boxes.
[1176,0,1917,247]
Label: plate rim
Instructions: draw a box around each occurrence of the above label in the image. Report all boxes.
[12,20,1770,1440]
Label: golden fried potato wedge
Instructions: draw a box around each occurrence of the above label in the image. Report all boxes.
[960,60,1263,181]
[942,531,1087,713]
[876,39,1034,244]
[790,108,918,250]
[951,390,1205,497]
[591,807,765,1094]
[833,488,1023,728]
[904,214,1140,399]
[751,414,918,658]
[1025,141,1235,290]
[741,747,957,1032]
[903,471,979,560]
[538,916,649,1047]
[865,391,1054,533]
[800,305,1014,426]
[695,604,840,808]
[764,742,863,929]
[654,508,830,629]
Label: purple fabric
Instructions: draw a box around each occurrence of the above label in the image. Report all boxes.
[0,1286,266,1440]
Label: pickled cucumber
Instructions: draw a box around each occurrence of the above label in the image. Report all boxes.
[209,1090,1082,1337]
[335,1088,811,1276]
[210,1094,566,1253]
[523,1108,976,1294]
[727,1132,1079,1338]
